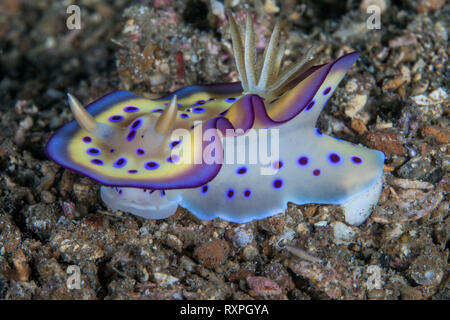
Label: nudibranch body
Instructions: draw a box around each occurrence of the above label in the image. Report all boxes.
[46,13,385,226]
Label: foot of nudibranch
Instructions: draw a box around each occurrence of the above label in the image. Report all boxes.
[100,186,182,219]
[340,177,383,226]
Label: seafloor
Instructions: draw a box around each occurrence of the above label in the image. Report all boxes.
[0,0,448,299]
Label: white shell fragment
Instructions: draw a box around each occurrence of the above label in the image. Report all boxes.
[332,222,356,245]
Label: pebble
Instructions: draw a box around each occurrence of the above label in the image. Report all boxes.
[246,276,282,297]
[408,251,445,286]
[397,156,432,179]
[422,126,449,144]
[428,88,447,103]
[258,215,285,234]
[264,0,280,13]
[193,239,230,269]
[180,255,197,273]
[50,230,104,263]
[12,250,31,282]
[399,285,429,300]
[153,272,179,288]
[210,0,224,18]
[229,269,255,282]
[410,79,429,95]
[40,190,56,203]
[295,222,310,236]
[389,34,417,48]
[364,129,406,156]
[59,170,76,196]
[360,0,388,13]
[231,226,254,248]
[367,289,385,300]
[412,94,432,106]
[38,161,58,192]
[415,0,445,12]
[73,180,95,203]
[242,245,259,261]
[382,223,404,240]
[350,119,368,135]
[345,94,367,118]
[332,222,356,245]
[412,88,447,106]
[382,76,404,91]
[345,78,359,93]
[288,260,354,299]
[0,218,22,254]
[164,234,183,253]
[262,263,294,293]
[24,203,57,240]
[390,178,433,190]
[372,189,443,223]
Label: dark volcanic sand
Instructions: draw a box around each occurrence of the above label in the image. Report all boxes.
[0,0,448,300]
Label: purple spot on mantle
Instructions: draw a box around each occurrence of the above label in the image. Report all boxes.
[192,107,205,113]
[244,189,252,198]
[124,106,139,112]
[193,100,206,106]
[226,189,235,199]
[237,166,247,175]
[273,179,283,189]
[323,86,332,95]
[109,115,123,122]
[180,113,189,119]
[313,169,321,176]
[298,156,309,166]
[91,159,103,166]
[87,148,101,156]
[329,152,341,164]
[113,157,127,168]
[127,130,136,141]
[128,169,138,174]
[225,97,238,103]
[136,148,145,155]
[315,128,323,137]
[144,161,159,170]
[82,136,92,143]
[201,185,209,194]
[352,156,363,164]
[131,119,142,129]
[306,100,315,111]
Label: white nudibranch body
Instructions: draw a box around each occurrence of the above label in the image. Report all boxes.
[47,12,385,226]
[100,187,182,220]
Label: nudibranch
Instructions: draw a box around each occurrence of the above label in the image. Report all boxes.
[46,12,385,226]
